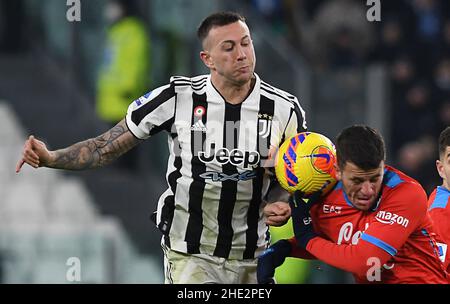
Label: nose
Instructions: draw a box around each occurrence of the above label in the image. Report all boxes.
[236,45,247,60]
[360,181,375,196]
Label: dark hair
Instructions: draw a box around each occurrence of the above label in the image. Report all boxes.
[336,125,386,170]
[439,126,450,159]
[197,11,246,44]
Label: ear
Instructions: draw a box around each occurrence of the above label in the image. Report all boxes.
[200,51,214,69]
[334,162,342,181]
[437,159,445,179]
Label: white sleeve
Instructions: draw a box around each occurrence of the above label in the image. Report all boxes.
[125,83,176,139]
[284,97,307,139]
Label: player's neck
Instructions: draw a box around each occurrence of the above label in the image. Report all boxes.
[442,181,450,191]
[211,74,255,105]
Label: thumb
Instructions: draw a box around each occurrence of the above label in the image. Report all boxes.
[29,135,45,152]
[29,135,36,148]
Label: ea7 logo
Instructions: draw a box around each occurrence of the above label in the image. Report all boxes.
[303,216,312,225]
[323,204,342,214]
[375,211,409,228]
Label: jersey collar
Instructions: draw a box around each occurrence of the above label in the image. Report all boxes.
[207,73,261,106]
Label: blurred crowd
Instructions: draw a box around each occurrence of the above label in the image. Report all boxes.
[250,0,450,194]
[372,0,450,194]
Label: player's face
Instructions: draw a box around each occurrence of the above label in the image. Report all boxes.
[200,21,256,86]
[336,161,385,211]
[437,146,450,190]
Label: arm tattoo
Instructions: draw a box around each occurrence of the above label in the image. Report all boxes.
[48,120,140,170]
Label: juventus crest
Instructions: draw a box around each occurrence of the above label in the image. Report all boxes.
[258,113,273,139]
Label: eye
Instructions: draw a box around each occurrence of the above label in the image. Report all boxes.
[352,179,363,185]
[222,43,234,51]
[241,39,250,47]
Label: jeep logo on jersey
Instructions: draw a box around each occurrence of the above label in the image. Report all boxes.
[199,143,260,169]
[375,211,409,228]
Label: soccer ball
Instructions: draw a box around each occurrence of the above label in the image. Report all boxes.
[275,132,337,196]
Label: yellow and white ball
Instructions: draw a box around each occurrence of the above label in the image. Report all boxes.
[275,132,337,196]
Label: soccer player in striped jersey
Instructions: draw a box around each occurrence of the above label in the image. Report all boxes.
[16,11,307,283]
[258,125,448,283]
[428,126,450,278]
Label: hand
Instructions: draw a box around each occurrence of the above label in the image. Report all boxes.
[264,201,291,226]
[257,239,292,284]
[289,190,322,249]
[16,135,52,173]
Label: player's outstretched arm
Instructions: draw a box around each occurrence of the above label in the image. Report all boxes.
[16,119,140,172]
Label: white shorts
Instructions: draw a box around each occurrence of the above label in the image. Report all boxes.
[162,243,258,284]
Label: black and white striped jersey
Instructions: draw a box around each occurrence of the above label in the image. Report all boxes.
[126,73,307,259]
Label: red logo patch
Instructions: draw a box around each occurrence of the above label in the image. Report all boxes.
[194,106,206,118]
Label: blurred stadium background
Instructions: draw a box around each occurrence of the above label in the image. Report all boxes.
[0,0,448,283]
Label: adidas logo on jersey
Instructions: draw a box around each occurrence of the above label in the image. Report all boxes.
[191,120,207,132]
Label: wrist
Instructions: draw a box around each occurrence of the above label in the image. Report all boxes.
[45,151,57,168]
[267,239,292,266]
[257,239,292,284]
[274,239,292,256]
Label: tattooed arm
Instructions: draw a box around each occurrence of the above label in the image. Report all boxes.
[16,119,140,172]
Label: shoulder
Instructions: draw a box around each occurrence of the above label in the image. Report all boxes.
[429,186,450,211]
[131,83,174,107]
[259,80,302,108]
[170,75,208,92]
[381,166,428,212]
[313,182,346,209]
[384,166,426,195]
